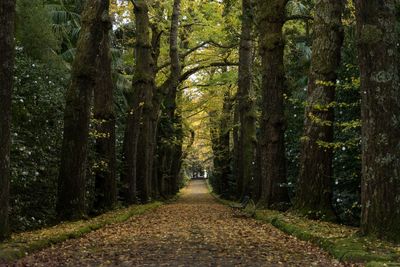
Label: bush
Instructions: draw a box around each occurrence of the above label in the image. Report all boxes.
[10,49,68,231]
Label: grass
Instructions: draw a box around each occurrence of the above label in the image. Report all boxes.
[0,202,162,262]
[254,210,400,265]
[207,183,400,266]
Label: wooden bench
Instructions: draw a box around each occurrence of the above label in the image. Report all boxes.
[230,196,256,217]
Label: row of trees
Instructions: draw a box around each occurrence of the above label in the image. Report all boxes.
[209,0,399,243]
[0,0,399,245]
[0,0,221,239]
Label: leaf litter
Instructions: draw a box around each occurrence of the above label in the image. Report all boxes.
[10,180,359,266]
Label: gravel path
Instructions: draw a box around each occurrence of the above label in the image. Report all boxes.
[12,180,344,266]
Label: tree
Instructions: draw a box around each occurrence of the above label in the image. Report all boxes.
[122,0,155,203]
[218,91,233,196]
[57,0,110,220]
[294,0,344,221]
[236,0,256,199]
[355,0,400,242]
[257,0,289,209]
[0,0,16,240]
[209,88,233,196]
[134,0,158,203]
[93,1,116,212]
[155,0,185,197]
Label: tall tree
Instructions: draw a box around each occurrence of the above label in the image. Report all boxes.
[219,91,233,196]
[93,1,116,212]
[355,0,400,242]
[257,0,289,209]
[121,0,153,204]
[122,0,155,203]
[0,0,16,240]
[57,0,110,220]
[149,20,163,198]
[165,0,183,196]
[157,0,182,197]
[209,89,233,196]
[294,0,344,221]
[236,0,256,199]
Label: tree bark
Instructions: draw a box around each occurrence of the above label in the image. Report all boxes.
[133,0,155,203]
[57,0,109,220]
[236,0,256,200]
[294,0,343,221]
[150,22,162,199]
[355,0,400,242]
[209,110,222,193]
[93,1,116,212]
[121,0,154,203]
[219,91,233,197]
[0,0,16,240]
[232,97,240,197]
[157,0,182,197]
[121,106,139,204]
[257,0,290,209]
[209,90,232,196]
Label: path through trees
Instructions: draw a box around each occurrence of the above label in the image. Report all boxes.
[1,0,400,263]
[15,180,342,266]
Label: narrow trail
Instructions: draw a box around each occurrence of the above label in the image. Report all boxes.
[13,180,344,266]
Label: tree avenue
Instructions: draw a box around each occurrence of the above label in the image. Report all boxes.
[0,0,400,255]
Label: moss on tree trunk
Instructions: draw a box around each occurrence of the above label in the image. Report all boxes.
[93,1,116,212]
[236,0,257,200]
[294,0,344,221]
[355,0,400,243]
[57,0,109,220]
[257,0,289,209]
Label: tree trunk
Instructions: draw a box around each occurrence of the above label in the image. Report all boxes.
[257,0,289,209]
[0,0,16,240]
[150,22,162,199]
[209,111,222,193]
[156,0,182,197]
[57,0,109,221]
[219,91,232,197]
[355,0,400,242]
[121,106,139,204]
[209,91,232,196]
[93,2,116,212]
[121,0,154,204]
[232,97,240,197]
[294,0,343,221]
[237,0,256,200]
[133,0,155,203]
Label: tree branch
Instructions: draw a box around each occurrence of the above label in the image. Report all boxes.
[179,61,238,82]
[157,41,210,71]
[208,40,237,49]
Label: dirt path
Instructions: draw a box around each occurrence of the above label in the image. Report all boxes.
[12,180,344,266]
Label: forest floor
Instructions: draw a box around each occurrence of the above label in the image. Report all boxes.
[7,180,349,267]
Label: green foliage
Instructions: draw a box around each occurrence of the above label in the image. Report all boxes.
[283,18,310,199]
[332,24,361,226]
[10,50,67,232]
[16,0,61,62]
